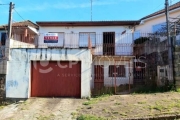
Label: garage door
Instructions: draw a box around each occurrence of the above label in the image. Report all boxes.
[31,61,81,97]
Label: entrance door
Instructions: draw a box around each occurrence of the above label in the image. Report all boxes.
[94,65,104,89]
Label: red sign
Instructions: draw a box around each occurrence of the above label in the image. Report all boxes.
[44,33,58,43]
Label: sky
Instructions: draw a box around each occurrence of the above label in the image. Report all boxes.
[0,0,180,25]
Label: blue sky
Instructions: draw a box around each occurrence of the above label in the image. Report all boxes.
[0,0,179,25]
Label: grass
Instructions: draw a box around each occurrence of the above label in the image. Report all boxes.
[132,85,176,94]
[112,111,119,114]
[83,94,111,106]
[102,108,108,113]
[137,101,146,104]
[77,114,106,120]
[114,102,121,105]
[71,112,78,119]
[119,112,127,116]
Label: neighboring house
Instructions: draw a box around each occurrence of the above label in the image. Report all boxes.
[5,21,140,98]
[0,20,38,75]
[135,1,180,34]
[134,2,180,86]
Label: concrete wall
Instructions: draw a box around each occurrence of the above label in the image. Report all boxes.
[10,39,36,48]
[136,9,180,33]
[38,26,133,55]
[6,48,92,98]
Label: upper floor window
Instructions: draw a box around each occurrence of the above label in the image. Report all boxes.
[152,22,166,33]
[79,32,96,47]
[134,30,140,40]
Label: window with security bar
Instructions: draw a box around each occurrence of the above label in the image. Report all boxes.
[109,65,125,77]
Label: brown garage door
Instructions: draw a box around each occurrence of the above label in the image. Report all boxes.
[31,61,81,97]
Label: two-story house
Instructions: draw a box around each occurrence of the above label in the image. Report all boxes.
[5,21,140,98]
[133,1,180,87]
[0,20,39,98]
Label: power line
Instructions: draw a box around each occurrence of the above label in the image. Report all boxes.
[14,8,26,21]
[0,4,9,5]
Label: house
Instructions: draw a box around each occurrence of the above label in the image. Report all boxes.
[5,20,140,98]
[133,2,180,87]
[0,20,39,74]
[0,20,39,98]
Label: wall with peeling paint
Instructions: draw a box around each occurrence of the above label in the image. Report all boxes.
[6,48,92,98]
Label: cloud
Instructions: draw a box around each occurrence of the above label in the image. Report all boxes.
[16,0,141,12]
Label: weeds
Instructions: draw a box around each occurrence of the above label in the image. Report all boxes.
[83,94,111,105]
[114,102,121,105]
[137,101,146,104]
[77,114,105,120]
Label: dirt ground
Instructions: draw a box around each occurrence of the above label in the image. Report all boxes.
[0,98,85,120]
[78,92,180,120]
[0,92,180,120]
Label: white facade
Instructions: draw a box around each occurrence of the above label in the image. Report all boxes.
[6,48,92,98]
[92,58,134,87]
[38,26,133,55]
[136,8,180,33]
[5,23,137,98]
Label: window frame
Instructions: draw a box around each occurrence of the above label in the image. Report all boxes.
[108,65,126,77]
[79,32,96,48]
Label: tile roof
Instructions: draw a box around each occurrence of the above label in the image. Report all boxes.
[0,20,39,30]
[141,1,180,20]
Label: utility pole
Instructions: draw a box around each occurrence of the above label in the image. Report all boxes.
[7,2,14,39]
[165,0,174,83]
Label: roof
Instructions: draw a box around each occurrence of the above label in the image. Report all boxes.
[141,1,180,20]
[36,20,140,26]
[0,20,39,30]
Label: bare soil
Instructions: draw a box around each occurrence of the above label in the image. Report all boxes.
[0,92,180,120]
[78,92,180,120]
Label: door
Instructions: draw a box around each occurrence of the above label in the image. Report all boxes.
[94,65,104,89]
[31,61,81,97]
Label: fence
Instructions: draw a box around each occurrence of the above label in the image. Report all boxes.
[92,32,180,95]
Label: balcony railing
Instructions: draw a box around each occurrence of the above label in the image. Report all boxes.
[10,33,134,56]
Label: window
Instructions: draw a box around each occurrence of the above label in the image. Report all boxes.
[79,32,96,47]
[103,32,115,55]
[152,22,166,33]
[134,30,140,40]
[109,65,125,77]
[1,33,6,45]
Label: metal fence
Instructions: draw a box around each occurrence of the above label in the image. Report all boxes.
[92,32,180,95]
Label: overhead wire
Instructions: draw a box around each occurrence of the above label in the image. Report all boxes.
[0,4,9,5]
[14,8,26,21]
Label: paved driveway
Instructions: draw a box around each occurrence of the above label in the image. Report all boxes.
[0,98,85,120]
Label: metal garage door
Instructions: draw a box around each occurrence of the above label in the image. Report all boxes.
[31,61,81,97]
